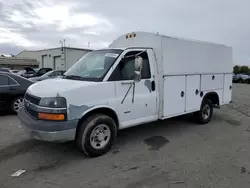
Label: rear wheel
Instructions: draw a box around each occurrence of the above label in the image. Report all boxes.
[11,97,24,114]
[194,99,213,124]
[76,114,117,157]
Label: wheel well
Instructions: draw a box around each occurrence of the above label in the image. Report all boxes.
[75,107,119,137]
[203,92,220,106]
[11,95,24,105]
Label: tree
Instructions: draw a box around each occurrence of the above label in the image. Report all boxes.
[233,65,241,74]
[233,65,250,74]
[240,66,250,74]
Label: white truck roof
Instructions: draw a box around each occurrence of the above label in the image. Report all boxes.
[110,31,233,75]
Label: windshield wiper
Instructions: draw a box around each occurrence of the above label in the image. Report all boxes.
[63,75,85,80]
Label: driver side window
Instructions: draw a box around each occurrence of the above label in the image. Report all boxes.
[109,51,151,81]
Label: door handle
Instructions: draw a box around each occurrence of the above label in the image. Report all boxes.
[121,81,134,85]
[151,81,155,91]
[181,91,185,97]
[195,89,199,95]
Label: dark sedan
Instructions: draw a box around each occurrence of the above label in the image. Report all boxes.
[0,71,34,113]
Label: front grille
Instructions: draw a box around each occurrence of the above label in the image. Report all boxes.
[24,93,40,119]
[25,106,38,119]
[24,93,41,105]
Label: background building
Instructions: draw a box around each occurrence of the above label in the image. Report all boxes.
[16,47,92,70]
[0,56,39,70]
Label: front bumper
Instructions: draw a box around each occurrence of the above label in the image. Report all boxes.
[18,108,78,142]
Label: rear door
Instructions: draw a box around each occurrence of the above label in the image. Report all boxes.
[0,75,9,108]
[0,75,20,109]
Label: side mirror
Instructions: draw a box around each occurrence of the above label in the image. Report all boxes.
[134,56,143,82]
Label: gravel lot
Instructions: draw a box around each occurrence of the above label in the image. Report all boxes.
[1,84,250,188]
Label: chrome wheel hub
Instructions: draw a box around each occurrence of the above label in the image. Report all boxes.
[90,124,111,149]
[14,98,24,112]
[202,104,210,120]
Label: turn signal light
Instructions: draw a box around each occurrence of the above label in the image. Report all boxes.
[38,113,65,121]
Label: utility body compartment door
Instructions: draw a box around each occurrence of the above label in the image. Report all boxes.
[185,75,202,112]
[163,75,186,118]
[222,73,232,104]
[201,74,224,91]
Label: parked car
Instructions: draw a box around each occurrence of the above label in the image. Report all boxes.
[239,74,249,83]
[19,67,53,78]
[29,70,66,82]
[0,68,23,74]
[0,71,34,113]
[244,76,250,84]
[10,70,19,74]
[0,68,12,73]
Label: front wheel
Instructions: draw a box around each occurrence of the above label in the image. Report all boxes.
[76,114,117,157]
[11,97,24,114]
[194,99,213,124]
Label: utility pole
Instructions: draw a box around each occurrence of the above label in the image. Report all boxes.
[59,39,66,69]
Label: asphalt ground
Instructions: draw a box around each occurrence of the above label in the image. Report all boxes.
[1,83,250,188]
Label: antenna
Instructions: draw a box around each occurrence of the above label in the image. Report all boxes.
[59,40,63,51]
[60,39,66,51]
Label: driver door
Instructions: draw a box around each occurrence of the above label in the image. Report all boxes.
[109,49,158,128]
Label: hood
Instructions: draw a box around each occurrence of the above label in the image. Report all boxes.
[27,78,98,97]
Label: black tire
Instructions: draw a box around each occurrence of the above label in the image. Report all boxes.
[194,99,213,124]
[11,96,24,114]
[76,114,117,157]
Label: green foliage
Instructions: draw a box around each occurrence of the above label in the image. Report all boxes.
[240,66,249,74]
[233,65,250,74]
[233,65,241,74]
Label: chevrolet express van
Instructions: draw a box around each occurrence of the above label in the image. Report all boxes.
[18,32,233,157]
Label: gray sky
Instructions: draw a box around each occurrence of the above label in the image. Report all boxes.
[0,0,249,65]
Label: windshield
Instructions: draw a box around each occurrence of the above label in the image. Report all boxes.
[64,49,123,81]
[41,70,53,77]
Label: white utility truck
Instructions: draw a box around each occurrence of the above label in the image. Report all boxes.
[18,32,233,157]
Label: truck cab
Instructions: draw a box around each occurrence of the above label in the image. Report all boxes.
[18,32,232,157]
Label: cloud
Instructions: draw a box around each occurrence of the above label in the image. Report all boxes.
[0,0,250,65]
[0,0,114,50]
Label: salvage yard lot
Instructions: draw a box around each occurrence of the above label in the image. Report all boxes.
[1,84,250,188]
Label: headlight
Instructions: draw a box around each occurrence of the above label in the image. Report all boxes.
[39,97,67,108]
